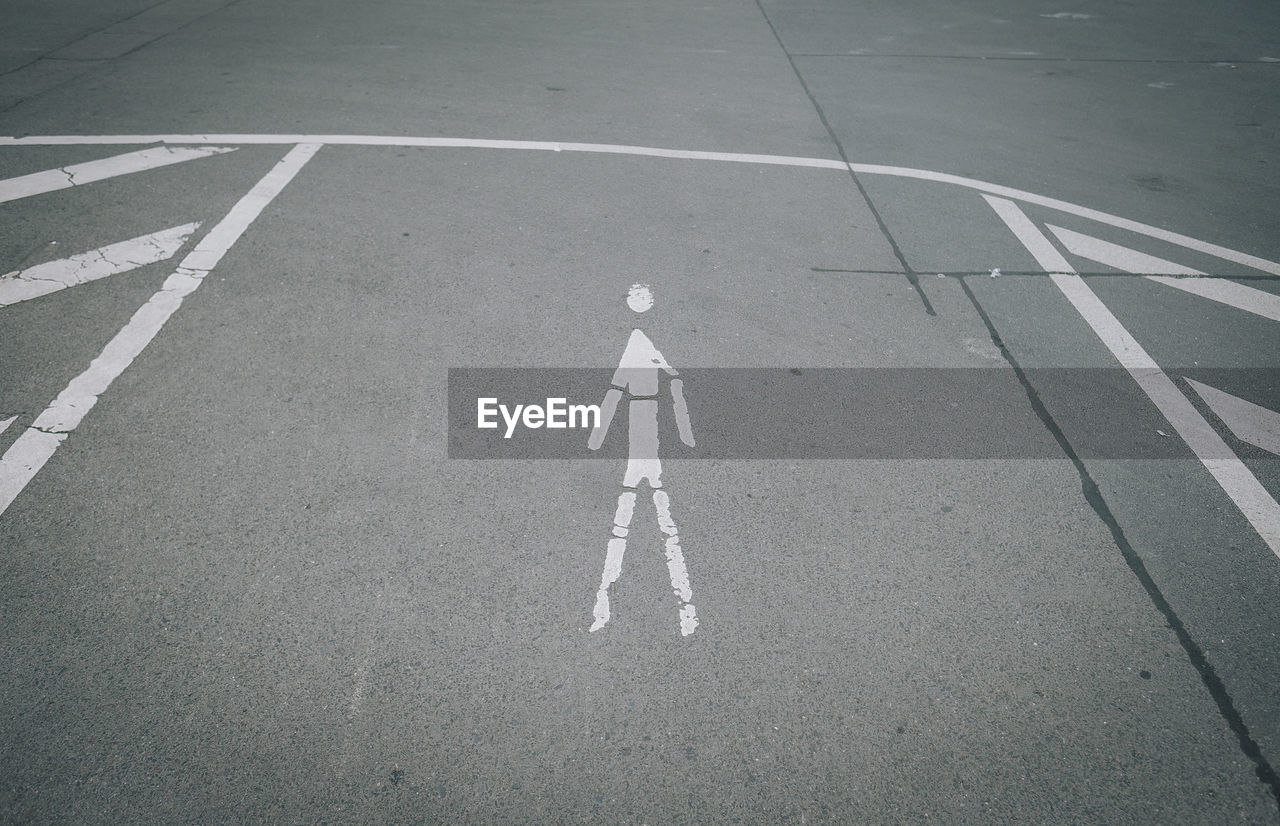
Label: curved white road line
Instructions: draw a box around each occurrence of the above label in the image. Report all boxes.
[3,133,1278,554]
[2,133,1278,276]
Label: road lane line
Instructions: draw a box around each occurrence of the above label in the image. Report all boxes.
[3,134,1275,276]
[0,134,848,170]
[0,224,200,306]
[0,416,14,436]
[986,194,1280,558]
[1048,225,1201,275]
[1144,278,1280,323]
[859,164,1280,277]
[1049,225,1280,323]
[1187,380,1280,457]
[0,144,320,518]
[0,146,235,204]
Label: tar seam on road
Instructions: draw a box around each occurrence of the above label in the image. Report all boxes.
[957,275,1280,814]
[751,0,936,317]
[988,195,1280,554]
[0,0,249,116]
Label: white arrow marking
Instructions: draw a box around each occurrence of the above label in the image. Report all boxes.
[0,144,321,518]
[0,224,200,307]
[1186,379,1280,457]
[987,195,1280,558]
[0,146,235,204]
[1048,225,1280,323]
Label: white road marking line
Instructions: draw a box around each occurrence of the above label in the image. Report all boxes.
[0,144,320,518]
[849,163,1280,277]
[1145,278,1280,323]
[1048,225,1280,323]
[0,416,15,436]
[0,146,235,204]
[3,134,1274,277]
[0,134,846,169]
[1048,225,1200,275]
[0,224,200,307]
[1186,379,1280,457]
[986,194,1280,558]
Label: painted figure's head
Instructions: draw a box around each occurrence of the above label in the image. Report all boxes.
[626,283,654,313]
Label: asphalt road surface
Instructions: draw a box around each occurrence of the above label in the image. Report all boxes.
[2,0,1279,822]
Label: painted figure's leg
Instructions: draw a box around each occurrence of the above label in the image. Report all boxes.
[590,490,637,632]
[653,489,698,636]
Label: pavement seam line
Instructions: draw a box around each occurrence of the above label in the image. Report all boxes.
[985,194,1280,556]
[748,0,936,316]
[956,273,1280,814]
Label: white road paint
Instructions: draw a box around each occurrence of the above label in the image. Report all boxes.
[0,133,1274,558]
[0,146,234,204]
[987,195,1280,558]
[0,416,15,436]
[588,288,698,636]
[1049,225,1280,323]
[1145,278,1280,323]
[1187,379,1280,457]
[0,144,320,518]
[1048,225,1200,275]
[849,162,1280,277]
[654,489,698,636]
[0,224,199,307]
[3,133,1275,277]
[626,283,654,313]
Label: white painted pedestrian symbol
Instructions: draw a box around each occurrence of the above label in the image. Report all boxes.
[588,284,698,636]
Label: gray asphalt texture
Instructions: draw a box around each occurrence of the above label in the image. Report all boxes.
[1,0,1279,822]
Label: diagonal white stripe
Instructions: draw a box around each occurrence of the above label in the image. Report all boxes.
[1048,225,1280,323]
[0,223,200,307]
[1048,225,1201,275]
[0,144,321,518]
[0,146,235,204]
[1146,277,1280,324]
[985,194,1280,559]
[1186,379,1280,457]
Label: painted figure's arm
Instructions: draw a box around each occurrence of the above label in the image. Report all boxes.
[671,378,695,447]
[588,387,623,450]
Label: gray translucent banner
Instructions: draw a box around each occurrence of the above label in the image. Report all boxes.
[447,368,1280,460]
